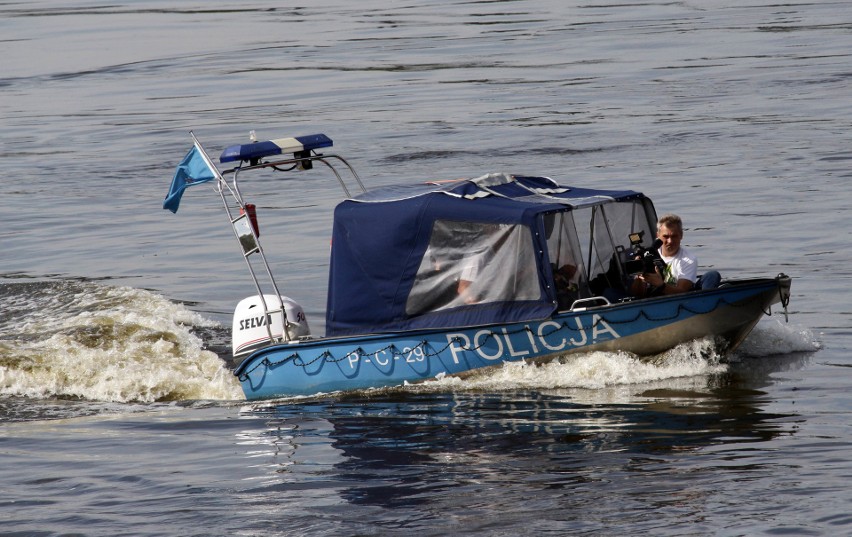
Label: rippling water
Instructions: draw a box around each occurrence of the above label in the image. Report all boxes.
[1,1,848,535]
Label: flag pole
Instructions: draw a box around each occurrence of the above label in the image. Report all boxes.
[189,131,225,183]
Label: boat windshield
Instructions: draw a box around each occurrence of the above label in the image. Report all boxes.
[405,220,539,315]
[575,199,657,296]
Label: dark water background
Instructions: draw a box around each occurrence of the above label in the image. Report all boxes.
[0,1,847,535]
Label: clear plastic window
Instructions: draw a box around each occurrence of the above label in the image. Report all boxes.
[543,212,588,309]
[578,200,656,296]
[405,220,539,315]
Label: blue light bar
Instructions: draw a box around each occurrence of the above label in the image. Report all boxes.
[219,133,333,163]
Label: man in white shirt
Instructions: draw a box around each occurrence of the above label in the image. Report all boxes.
[633,214,719,297]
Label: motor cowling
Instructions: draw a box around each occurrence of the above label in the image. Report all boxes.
[232,295,311,356]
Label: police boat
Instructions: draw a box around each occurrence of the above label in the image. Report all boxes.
[163,131,792,400]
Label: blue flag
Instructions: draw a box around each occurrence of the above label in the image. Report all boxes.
[163,145,217,213]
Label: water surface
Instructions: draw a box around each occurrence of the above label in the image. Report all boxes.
[1,1,848,535]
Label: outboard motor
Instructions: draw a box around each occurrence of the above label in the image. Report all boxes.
[232,295,311,356]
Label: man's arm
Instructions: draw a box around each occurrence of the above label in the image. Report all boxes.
[659,278,694,295]
[636,272,693,296]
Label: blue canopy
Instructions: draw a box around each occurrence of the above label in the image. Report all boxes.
[325,173,648,336]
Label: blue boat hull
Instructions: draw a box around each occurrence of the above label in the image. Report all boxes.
[234,277,790,400]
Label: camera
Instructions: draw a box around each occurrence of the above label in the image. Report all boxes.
[623,231,665,275]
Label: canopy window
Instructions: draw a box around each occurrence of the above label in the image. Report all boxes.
[577,200,657,296]
[543,212,588,309]
[406,220,539,316]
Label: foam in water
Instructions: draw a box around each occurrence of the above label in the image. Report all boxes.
[734,318,821,357]
[413,337,725,393]
[417,319,819,394]
[0,281,244,403]
[1,281,818,403]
